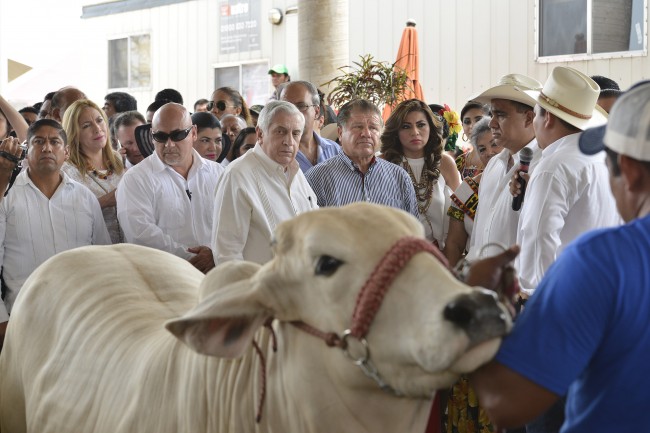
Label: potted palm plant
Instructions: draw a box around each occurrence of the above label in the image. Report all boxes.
[322,54,411,110]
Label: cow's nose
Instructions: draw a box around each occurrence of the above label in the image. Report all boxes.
[444,290,508,344]
[443,296,474,327]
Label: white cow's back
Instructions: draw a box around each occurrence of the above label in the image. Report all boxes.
[0,245,256,432]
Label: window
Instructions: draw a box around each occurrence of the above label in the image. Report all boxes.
[108,34,151,89]
[213,61,270,106]
[537,0,645,59]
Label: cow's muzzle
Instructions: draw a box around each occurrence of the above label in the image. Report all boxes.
[443,289,510,345]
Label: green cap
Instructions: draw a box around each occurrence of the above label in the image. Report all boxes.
[268,64,289,75]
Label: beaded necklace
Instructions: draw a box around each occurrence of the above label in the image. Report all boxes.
[87,163,113,180]
[402,157,440,236]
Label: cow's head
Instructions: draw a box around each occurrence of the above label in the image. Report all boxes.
[166,203,511,397]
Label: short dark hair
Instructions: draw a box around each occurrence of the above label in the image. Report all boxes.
[191,111,221,132]
[105,92,138,113]
[337,99,382,128]
[155,88,183,105]
[194,98,209,111]
[27,119,67,145]
[112,111,146,137]
[19,106,39,116]
[538,106,580,133]
[147,100,167,114]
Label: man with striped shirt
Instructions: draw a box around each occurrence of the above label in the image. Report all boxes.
[280,80,340,173]
[0,119,110,347]
[306,99,418,216]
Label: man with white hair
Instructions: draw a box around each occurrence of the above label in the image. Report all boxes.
[117,103,225,273]
[211,100,317,265]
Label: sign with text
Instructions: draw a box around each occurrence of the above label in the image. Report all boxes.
[219,0,261,54]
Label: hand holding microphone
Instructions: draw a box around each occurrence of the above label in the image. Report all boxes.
[511,147,533,211]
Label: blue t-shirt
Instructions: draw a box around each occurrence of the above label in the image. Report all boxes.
[495,214,650,433]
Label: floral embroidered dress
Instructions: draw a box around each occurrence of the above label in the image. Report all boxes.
[62,162,124,244]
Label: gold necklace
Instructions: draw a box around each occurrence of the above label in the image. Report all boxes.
[402,158,436,215]
[87,163,113,180]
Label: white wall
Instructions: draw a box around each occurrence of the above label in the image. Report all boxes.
[1,0,648,113]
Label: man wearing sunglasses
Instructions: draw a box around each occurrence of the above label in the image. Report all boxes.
[116,103,225,274]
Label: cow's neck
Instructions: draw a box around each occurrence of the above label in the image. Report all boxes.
[263,322,433,433]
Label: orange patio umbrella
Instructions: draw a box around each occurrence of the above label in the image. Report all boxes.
[382,19,425,120]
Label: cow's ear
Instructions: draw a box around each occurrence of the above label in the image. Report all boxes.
[166,311,268,358]
[165,261,270,358]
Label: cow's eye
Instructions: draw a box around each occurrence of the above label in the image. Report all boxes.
[315,255,344,276]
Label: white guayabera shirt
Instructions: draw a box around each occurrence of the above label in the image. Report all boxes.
[0,170,111,321]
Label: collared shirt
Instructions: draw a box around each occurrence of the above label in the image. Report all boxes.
[466,139,541,261]
[305,151,419,217]
[212,144,317,265]
[295,132,340,173]
[116,149,224,259]
[0,170,111,321]
[516,133,621,295]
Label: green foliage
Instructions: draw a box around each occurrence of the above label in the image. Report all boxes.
[322,54,411,109]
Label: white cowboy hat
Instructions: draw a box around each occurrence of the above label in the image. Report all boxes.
[524,66,607,131]
[472,73,543,108]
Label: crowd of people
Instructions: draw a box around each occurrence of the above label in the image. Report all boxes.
[0,62,648,433]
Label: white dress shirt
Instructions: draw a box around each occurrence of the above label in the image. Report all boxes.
[116,149,224,259]
[466,139,541,261]
[516,133,621,295]
[212,144,317,265]
[0,170,111,321]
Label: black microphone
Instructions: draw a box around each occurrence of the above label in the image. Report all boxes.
[186,189,192,200]
[512,147,533,211]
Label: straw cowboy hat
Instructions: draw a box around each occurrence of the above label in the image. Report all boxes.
[524,66,607,131]
[473,73,543,108]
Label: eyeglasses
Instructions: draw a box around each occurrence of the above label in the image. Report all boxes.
[151,126,193,143]
[207,100,235,111]
[294,104,316,113]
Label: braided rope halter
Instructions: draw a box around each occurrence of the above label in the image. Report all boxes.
[291,236,449,394]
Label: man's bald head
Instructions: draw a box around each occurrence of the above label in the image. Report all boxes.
[151,103,197,177]
[52,86,86,122]
[152,102,191,129]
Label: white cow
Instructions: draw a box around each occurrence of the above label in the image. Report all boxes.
[0,203,511,433]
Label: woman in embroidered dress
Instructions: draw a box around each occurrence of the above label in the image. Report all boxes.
[455,100,490,179]
[442,117,503,433]
[444,117,502,267]
[62,99,125,244]
[380,99,461,248]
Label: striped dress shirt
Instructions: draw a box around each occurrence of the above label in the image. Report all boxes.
[0,170,111,320]
[305,152,418,217]
[295,132,340,173]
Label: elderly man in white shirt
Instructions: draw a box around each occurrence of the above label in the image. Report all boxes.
[212,100,317,265]
[514,67,620,296]
[0,119,110,346]
[117,103,224,273]
[465,74,543,261]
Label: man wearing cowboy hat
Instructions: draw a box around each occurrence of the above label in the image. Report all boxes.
[514,66,620,297]
[465,73,543,262]
[506,66,620,433]
[467,80,650,433]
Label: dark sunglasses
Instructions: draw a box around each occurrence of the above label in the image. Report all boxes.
[207,100,234,111]
[151,126,193,143]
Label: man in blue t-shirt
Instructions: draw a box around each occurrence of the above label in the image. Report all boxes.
[466,81,650,433]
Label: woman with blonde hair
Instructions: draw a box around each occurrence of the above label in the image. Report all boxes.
[380,99,461,248]
[62,99,125,243]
